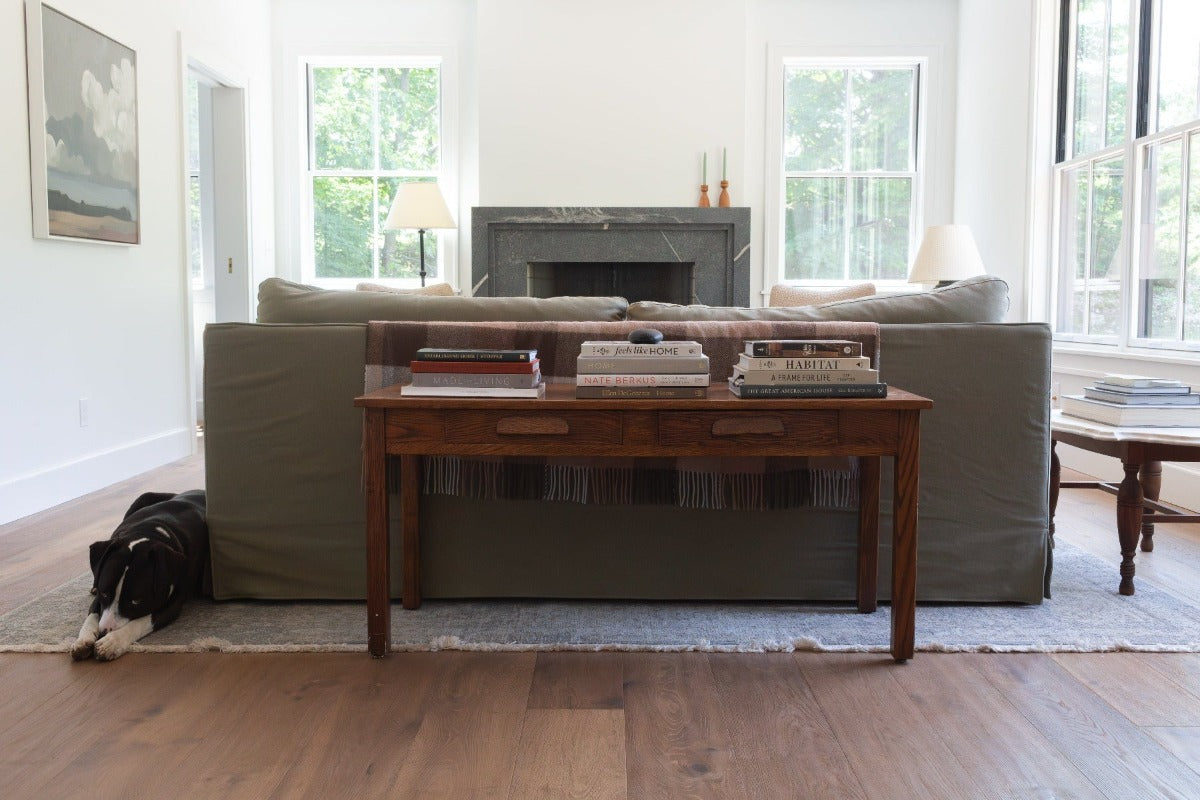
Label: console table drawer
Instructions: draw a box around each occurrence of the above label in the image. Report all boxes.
[443,410,623,445]
[658,411,839,447]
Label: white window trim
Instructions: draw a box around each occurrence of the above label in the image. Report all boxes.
[283,44,459,291]
[763,47,931,299]
[1047,0,1200,359]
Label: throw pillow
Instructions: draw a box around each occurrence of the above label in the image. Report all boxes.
[769,283,875,307]
[356,281,455,296]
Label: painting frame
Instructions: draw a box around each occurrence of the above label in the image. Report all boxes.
[25,0,140,245]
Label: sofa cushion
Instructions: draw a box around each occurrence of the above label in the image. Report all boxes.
[257,278,628,323]
[356,281,455,296]
[768,282,875,307]
[628,274,1010,324]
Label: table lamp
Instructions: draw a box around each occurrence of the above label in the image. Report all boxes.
[907,224,986,288]
[384,182,456,287]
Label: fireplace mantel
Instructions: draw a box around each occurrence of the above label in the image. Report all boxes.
[471,207,751,306]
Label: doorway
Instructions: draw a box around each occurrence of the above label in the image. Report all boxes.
[184,63,251,427]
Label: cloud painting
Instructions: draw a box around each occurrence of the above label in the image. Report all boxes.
[27,3,139,244]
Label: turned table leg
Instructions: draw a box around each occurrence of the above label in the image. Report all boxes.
[1046,440,1060,600]
[1116,461,1144,596]
[1139,460,1162,552]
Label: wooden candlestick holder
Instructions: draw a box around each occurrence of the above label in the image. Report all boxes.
[698,184,711,207]
[718,180,731,207]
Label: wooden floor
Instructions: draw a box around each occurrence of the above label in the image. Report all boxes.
[3,452,1200,799]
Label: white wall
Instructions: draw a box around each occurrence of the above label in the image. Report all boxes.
[745,0,960,304]
[0,0,274,524]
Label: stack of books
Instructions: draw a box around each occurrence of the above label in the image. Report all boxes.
[575,339,710,399]
[401,348,544,398]
[1061,374,1200,427]
[728,339,887,398]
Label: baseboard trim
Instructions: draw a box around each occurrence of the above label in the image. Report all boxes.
[1056,445,1200,513]
[0,428,195,525]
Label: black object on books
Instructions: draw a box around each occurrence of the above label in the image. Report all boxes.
[627,327,664,344]
[414,348,537,362]
[744,339,863,358]
[1083,386,1199,405]
[728,379,887,399]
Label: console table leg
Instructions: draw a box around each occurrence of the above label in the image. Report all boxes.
[401,455,422,610]
[891,412,920,663]
[1139,460,1162,552]
[364,409,391,657]
[1117,461,1143,596]
[857,457,880,613]
[1047,441,1059,600]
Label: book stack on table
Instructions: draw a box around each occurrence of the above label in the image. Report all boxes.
[401,348,544,398]
[728,339,887,399]
[1061,374,1200,426]
[575,340,710,399]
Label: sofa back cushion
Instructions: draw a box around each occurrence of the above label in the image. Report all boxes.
[257,278,628,323]
[629,274,1009,324]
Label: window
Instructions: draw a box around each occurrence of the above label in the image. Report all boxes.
[1053,0,1200,350]
[305,60,445,285]
[776,59,923,286]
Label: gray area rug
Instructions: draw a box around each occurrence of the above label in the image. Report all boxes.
[3,542,1199,654]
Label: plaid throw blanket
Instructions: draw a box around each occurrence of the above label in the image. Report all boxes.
[365,320,880,511]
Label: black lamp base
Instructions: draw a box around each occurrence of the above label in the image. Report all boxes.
[417,228,428,287]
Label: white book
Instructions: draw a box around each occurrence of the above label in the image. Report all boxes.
[578,340,703,357]
[1099,373,1186,388]
[731,367,880,385]
[400,383,546,398]
[736,354,871,371]
[576,373,710,387]
[1061,394,1200,426]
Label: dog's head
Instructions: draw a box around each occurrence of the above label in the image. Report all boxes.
[89,535,186,634]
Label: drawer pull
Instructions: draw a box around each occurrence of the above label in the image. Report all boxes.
[496,416,570,436]
[711,417,785,437]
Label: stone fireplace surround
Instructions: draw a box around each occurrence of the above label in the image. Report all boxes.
[471,207,751,306]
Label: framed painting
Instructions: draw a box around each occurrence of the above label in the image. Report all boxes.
[25,1,140,245]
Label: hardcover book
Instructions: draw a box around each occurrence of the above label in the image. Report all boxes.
[579,340,703,357]
[1061,395,1200,426]
[411,372,542,389]
[731,367,880,385]
[575,386,707,399]
[413,348,537,362]
[410,358,540,374]
[576,355,710,374]
[577,373,710,387]
[400,383,546,398]
[736,354,872,371]
[743,339,863,358]
[1092,380,1190,394]
[727,379,888,399]
[1083,386,1198,405]
[1097,374,1186,388]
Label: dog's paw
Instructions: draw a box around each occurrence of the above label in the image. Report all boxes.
[93,635,128,662]
[70,638,95,661]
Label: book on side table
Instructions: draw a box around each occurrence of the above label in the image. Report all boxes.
[729,339,885,399]
[403,348,544,398]
[1062,373,1199,426]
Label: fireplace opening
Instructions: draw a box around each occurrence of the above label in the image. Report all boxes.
[527,261,695,304]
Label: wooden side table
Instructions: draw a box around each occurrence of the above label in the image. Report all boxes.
[355,384,933,662]
[1050,411,1200,595]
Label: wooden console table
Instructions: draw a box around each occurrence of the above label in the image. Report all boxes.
[355,384,932,662]
[1050,410,1200,595]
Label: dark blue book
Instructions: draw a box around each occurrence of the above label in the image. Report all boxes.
[728,379,887,399]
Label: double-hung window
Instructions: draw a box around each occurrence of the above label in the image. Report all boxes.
[771,58,924,288]
[304,58,446,286]
[1053,0,1200,350]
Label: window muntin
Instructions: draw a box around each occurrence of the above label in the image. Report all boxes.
[306,62,442,284]
[781,63,920,285]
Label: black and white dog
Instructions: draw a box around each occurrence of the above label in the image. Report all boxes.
[72,489,209,661]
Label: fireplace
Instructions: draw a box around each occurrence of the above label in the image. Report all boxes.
[472,207,750,306]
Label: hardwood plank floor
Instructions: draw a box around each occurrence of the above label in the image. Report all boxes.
[2,455,1200,798]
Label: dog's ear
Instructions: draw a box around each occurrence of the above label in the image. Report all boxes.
[89,540,113,581]
[150,545,188,607]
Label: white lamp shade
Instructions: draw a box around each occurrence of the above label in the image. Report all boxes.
[907,224,986,284]
[384,182,456,230]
